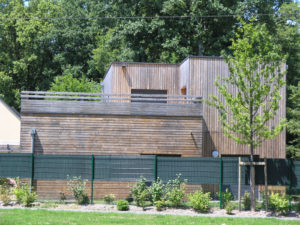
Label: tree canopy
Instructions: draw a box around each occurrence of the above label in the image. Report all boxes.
[0,0,299,157]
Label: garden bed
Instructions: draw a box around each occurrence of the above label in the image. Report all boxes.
[1,201,300,220]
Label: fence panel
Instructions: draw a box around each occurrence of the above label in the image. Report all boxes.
[34,155,91,180]
[157,157,220,184]
[94,155,155,181]
[0,153,31,178]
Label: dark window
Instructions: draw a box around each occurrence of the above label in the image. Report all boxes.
[131,89,167,103]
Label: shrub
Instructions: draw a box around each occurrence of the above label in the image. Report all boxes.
[269,193,289,215]
[130,177,150,206]
[14,186,25,204]
[0,187,11,205]
[149,178,166,203]
[222,189,233,208]
[166,174,186,207]
[139,190,149,211]
[104,194,115,204]
[226,202,235,215]
[155,200,165,211]
[117,200,129,211]
[242,191,251,210]
[22,189,37,207]
[67,176,89,205]
[188,190,211,213]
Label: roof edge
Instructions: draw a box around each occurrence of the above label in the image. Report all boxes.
[0,98,21,120]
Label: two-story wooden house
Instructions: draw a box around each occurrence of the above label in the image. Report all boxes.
[19,56,286,199]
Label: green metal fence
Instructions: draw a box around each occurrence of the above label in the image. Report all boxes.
[1,153,300,205]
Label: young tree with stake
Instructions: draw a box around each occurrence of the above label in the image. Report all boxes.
[208,18,286,211]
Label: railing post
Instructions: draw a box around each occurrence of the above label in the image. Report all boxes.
[91,154,95,204]
[220,156,223,209]
[154,155,157,181]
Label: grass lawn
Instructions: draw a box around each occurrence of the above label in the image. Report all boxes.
[0,209,299,225]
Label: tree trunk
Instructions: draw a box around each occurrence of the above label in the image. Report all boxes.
[250,143,256,211]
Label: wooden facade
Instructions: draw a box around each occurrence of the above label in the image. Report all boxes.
[102,56,286,158]
[21,92,203,157]
[18,56,286,200]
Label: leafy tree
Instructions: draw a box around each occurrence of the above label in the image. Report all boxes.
[49,74,101,93]
[287,83,300,160]
[208,19,286,211]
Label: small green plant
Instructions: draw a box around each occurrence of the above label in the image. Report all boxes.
[139,190,149,211]
[295,200,300,212]
[104,194,115,204]
[0,187,11,205]
[155,200,165,211]
[59,192,67,203]
[269,193,289,215]
[67,176,89,205]
[188,190,211,213]
[21,186,37,207]
[117,200,129,211]
[242,191,251,210]
[149,178,166,203]
[218,188,233,208]
[226,202,235,215]
[166,174,186,207]
[130,177,150,206]
[14,187,25,204]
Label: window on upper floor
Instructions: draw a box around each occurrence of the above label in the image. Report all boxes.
[131,89,167,103]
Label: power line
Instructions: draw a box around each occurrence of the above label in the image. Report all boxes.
[0,13,299,21]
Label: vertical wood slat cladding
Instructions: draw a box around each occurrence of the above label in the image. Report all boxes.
[21,114,202,157]
[188,57,286,158]
[108,63,180,95]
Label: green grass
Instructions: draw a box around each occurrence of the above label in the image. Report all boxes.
[0,209,299,225]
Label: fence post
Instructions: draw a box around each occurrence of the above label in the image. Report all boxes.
[30,153,34,192]
[91,154,95,204]
[220,156,223,209]
[154,155,157,181]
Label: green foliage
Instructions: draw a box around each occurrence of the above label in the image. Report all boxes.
[130,177,151,207]
[222,189,233,208]
[149,178,166,203]
[116,200,129,211]
[125,194,134,204]
[287,82,300,159]
[0,186,11,205]
[67,176,89,205]
[14,187,25,204]
[243,191,251,210]
[103,194,115,204]
[269,193,289,215]
[225,202,235,215]
[208,18,286,149]
[22,189,37,207]
[188,190,211,213]
[49,73,101,93]
[166,174,186,207]
[59,192,67,204]
[154,200,165,211]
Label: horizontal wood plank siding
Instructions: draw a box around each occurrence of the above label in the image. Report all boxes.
[21,100,202,117]
[33,180,214,200]
[21,114,203,157]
